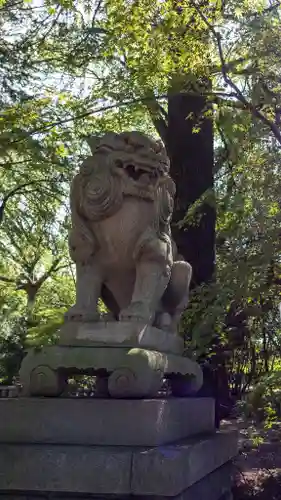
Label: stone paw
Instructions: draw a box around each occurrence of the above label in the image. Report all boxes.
[65,306,100,322]
[119,302,152,323]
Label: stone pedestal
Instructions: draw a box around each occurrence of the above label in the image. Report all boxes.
[0,397,215,446]
[0,397,237,499]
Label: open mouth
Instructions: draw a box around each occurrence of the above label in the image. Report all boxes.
[125,164,150,181]
[115,160,158,182]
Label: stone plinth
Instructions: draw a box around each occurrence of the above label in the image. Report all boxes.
[0,431,237,497]
[0,397,215,447]
[59,321,184,355]
[0,396,237,499]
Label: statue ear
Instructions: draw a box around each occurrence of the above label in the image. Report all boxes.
[86,136,100,154]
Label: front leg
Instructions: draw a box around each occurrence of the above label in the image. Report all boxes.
[65,261,103,322]
[120,234,172,324]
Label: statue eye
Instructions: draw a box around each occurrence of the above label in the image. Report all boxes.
[115,159,123,168]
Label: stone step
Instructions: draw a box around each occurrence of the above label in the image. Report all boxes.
[0,463,234,499]
[0,431,238,497]
[0,397,215,447]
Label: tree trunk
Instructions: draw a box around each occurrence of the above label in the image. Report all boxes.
[165,91,232,423]
[166,92,215,286]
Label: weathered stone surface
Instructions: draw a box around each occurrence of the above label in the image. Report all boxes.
[0,444,132,495]
[0,463,234,499]
[0,432,237,495]
[59,321,184,355]
[18,131,204,398]
[19,345,203,398]
[137,462,234,499]
[66,131,192,336]
[0,397,214,446]
[131,431,238,496]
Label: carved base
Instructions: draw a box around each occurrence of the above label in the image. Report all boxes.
[19,345,203,398]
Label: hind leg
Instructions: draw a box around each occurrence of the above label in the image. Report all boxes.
[120,259,171,323]
[120,234,172,324]
[159,261,192,333]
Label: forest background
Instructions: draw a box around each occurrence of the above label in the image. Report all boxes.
[1,0,281,424]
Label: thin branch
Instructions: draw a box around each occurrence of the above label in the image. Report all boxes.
[92,0,103,26]
[16,258,63,302]
[190,0,281,145]
[217,125,234,171]
[51,263,70,274]
[19,12,54,50]
[0,276,15,285]
[9,90,243,146]
[35,257,62,287]
[38,8,62,47]
[0,178,62,224]
[9,95,169,144]
[145,97,168,144]
[158,103,168,121]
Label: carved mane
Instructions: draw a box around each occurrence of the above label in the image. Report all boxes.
[69,131,174,263]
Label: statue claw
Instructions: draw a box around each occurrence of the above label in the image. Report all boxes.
[119,302,152,323]
[65,306,100,323]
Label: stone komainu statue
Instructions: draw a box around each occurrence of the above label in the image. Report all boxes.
[67,131,192,333]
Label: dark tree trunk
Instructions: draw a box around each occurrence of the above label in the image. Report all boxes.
[166,92,215,287]
[165,92,232,425]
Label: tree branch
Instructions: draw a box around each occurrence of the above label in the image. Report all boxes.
[16,258,64,307]
[9,89,245,146]
[34,257,62,288]
[0,276,16,285]
[190,0,281,145]
[145,97,168,144]
[8,94,171,145]
[92,0,103,26]
[0,178,63,224]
